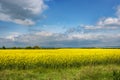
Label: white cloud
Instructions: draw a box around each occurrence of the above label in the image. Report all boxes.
[13,19,35,26]
[98,17,120,26]
[0,13,35,26]
[0,0,47,26]
[96,17,120,30]
[0,31,119,47]
[84,17,120,30]
[83,5,120,30]
[5,32,21,41]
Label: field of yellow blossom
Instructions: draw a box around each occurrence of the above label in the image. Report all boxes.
[0,49,120,69]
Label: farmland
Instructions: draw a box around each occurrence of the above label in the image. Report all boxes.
[0,49,120,80]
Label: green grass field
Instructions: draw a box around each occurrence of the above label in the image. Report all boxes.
[0,49,120,80]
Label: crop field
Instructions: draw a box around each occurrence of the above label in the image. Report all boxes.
[0,49,120,69]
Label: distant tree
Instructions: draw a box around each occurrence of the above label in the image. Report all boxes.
[2,46,6,49]
[25,46,32,49]
[33,46,40,49]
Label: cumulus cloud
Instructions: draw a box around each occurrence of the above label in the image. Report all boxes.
[0,0,47,26]
[5,32,21,40]
[0,31,119,47]
[83,5,120,30]
[84,17,120,30]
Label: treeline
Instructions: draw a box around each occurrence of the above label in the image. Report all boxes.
[0,46,120,49]
[0,46,60,49]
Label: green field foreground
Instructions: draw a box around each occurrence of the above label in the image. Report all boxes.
[0,65,120,80]
[0,49,120,80]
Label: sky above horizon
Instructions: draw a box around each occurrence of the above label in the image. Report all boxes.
[0,0,120,47]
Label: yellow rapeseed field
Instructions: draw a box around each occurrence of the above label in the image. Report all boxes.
[0,49,120,69]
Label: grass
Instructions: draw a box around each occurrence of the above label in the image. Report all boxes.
[0,65,120,80]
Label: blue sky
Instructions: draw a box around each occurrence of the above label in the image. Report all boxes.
[0,0,120,47]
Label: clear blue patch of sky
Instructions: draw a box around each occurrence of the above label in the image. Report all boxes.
[42,0,120,26]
